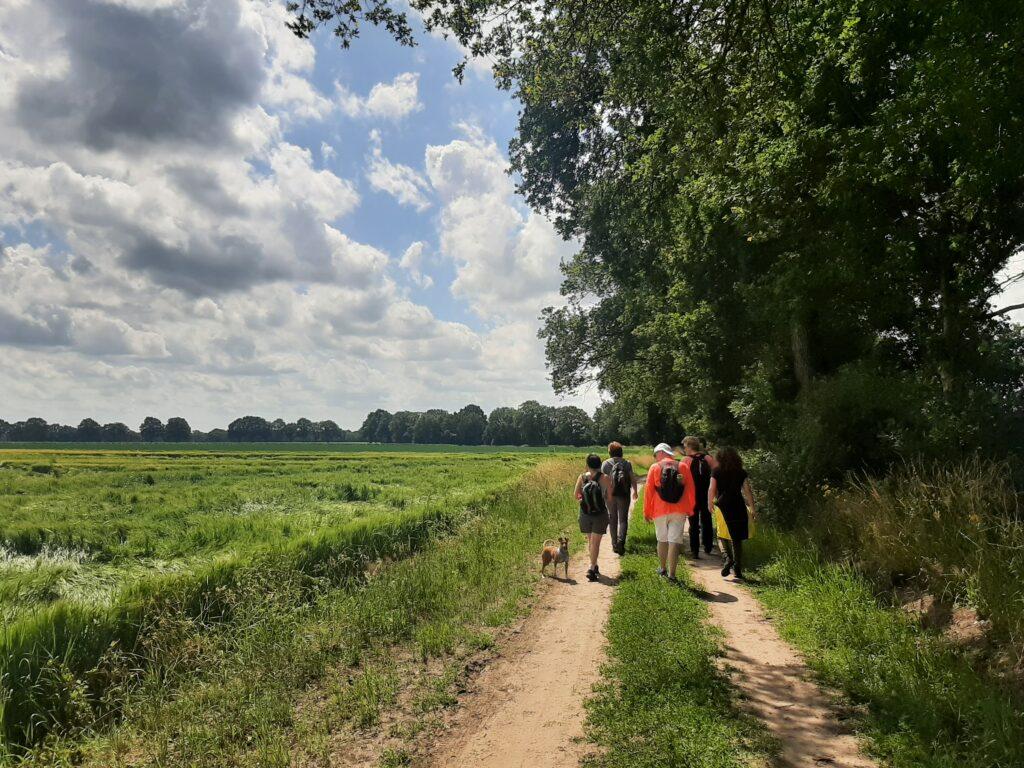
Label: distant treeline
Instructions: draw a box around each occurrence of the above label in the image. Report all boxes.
[0,400,645,447]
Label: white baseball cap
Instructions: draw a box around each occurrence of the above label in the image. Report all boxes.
[653,442,675,456]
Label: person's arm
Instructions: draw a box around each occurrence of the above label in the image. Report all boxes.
[707,476,718,514]
[643,465,656,521]
[573,473,584,500]
[742,478,756,517]
[603,474,614,504]
[630,465,638,500]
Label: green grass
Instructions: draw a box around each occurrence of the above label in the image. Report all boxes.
[582,516,776,768]
[746,530,1024,768]
[0,447,582,756]
[5,458,586,765]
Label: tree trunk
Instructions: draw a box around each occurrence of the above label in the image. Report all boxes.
[791,316,813,392]
[938,266,956,396]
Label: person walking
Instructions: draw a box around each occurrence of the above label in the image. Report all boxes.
[601,441,637,555]
[681,436,715,558]
[708,447,756,580]
[574,453,614,582]
[643,442,694,583]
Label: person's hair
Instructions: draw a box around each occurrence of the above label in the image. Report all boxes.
[682,436,702,452]
[608,441,624,457]
[715,446,744,473]
[586,453,602,470]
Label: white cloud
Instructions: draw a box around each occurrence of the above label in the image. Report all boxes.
[336,72,422,121]
[399,241,433,289]
[366,130,431,211]
[425,125,573,320]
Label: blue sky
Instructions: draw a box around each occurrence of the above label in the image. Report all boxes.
[0,0,597,430]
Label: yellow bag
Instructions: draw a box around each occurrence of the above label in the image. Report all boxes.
[713,505,755,540]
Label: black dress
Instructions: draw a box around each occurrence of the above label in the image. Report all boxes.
[713,467,749,541]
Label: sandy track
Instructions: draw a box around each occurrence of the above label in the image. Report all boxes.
[424,531,621,768]
[686,553,877,768]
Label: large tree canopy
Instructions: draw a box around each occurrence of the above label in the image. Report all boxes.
[292,0,1024,480]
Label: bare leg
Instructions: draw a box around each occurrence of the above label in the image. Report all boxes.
[657,541,668,572]
[667,542,681,578]
[588,533,602,568]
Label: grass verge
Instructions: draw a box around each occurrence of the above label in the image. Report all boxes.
[9,459,582,767]
[746,530,1024,768]
[583,517,775,768]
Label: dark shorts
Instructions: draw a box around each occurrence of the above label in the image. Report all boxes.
[579,511,609,534]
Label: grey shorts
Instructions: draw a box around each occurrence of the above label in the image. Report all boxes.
[579,511,609,534]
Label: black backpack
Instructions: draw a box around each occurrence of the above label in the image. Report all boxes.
[580,471,606,515]
[657,461,686,504]
[610,458,631,498]
[688,453,711,499]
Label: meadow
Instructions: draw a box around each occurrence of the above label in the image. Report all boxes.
[0,446,570,757]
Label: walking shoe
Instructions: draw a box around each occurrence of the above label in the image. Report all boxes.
[657,567,668,578]
[690,550,701,559]
[721,560,733,577]
[704,546,713,555]
[667,575,679,584]
[587,566,600,582]
[733,571,744,581]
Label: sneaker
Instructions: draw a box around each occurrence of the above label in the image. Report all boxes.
[704,546,714,555]
[667,575,679,584]
[586,567,599,582]
[691,550,701,560]
[721,560,733,577]
[657,567,668,578]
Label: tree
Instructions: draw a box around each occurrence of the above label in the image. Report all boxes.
[453,404,487,445]
[228,416,273,442]
[359,409,393,443]
[293,417,319,441]
[101,422,134,442]
[318,420,343,441]
[551,406,594,446]
[139,416,165,442]
[517,401,553,446]
[412,409,452,443]
[388,411,420,443]
[484,407,521,445]
[76,418,102,442]
[165,417,192,442]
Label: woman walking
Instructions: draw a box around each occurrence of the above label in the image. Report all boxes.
[574,453,613,582]
[708,447,755,580]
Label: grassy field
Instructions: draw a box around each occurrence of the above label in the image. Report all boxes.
[0,446,573,758]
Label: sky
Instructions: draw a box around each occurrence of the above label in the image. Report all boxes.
[0,0,602,431]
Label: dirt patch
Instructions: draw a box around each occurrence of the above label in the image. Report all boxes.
[687,553,878,768]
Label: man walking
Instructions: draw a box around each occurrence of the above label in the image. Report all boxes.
[602,441,637,555]
[643,442,695,583]
[682,436,715,557]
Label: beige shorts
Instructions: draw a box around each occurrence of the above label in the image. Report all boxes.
[654,514,689,544]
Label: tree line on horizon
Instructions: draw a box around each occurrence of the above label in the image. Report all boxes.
[0,400,646,447]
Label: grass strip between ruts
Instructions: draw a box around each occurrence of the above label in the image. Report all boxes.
[746,529,1024,768]
[583,517,776,768]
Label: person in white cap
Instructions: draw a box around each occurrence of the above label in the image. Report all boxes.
[643,442,695,582]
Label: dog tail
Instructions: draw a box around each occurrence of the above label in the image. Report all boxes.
[542,539,557,548]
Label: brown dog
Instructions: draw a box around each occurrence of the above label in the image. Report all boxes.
[541,537,570,578]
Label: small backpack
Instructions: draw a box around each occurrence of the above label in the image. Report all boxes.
[610,458,631,498]
[580,471,606,515]
[657,461,686,504]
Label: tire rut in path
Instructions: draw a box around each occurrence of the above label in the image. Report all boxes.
[423,534,621,768]
[686,553,878,768]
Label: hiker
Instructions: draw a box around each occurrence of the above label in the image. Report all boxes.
[601,441,637,555]
[574,453,614,582]
[681,436,715,558]
[643,442,694,583]
[708,447,756,580]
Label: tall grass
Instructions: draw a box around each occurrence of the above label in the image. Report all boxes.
[803,459,1024,651]
[746,533,1024,768]
[9,459,582,767]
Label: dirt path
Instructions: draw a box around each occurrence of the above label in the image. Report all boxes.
[424,533,621,768]
[686,553,877,768]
